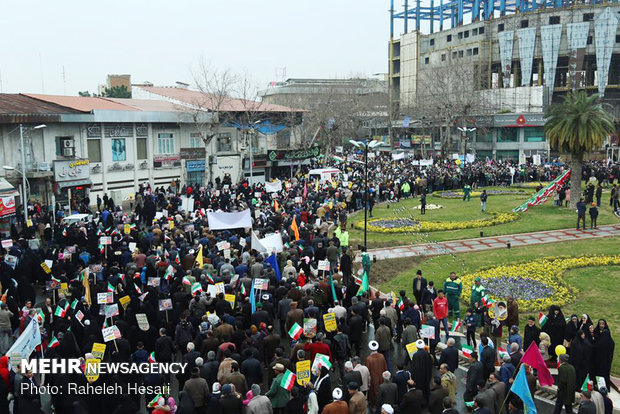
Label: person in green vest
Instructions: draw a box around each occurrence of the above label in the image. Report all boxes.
[334,223,349,251]
[401,181,411,199]
[361,247,371,277]
[463,184,471,202]
[470,277,486,325]
[443,272,463,319]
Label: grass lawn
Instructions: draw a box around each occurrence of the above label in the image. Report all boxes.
[564,266,620,374]
[373,236,620,372]
[347,188,619,248]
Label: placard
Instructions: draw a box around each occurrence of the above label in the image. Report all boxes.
[91,343,106,360]
[119,295,131,310]
[59,283,69,297]
[253,278,269,291]
[104,304,119,318]
[215,282,225,295]
[124,224,131,234]
[184,224,195,233]
[296,360,311,385]
[136,313,149,331]
[148,277,161,287]
[216,241,230,251]
[303,318,317,338]
[239,238,246,247]
[224,294,236,308]
[223,249,231,259]
[158,299,173,311]
[1,239,12,249]
[102,326,121,342]
[40,262,52,274]
[45,280,60,291]
[75,310,84,322]
[128,242,137,252]
[406,342,418,359]
[99,236,112,245]
[97,293,109,305]
[420,324,436,339]
[323,313,337,332]
[318,260,330,272]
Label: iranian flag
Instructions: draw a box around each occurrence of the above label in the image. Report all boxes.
[36,309,45,325]
[539,312,548,327]
[461,344,473,358]
[397,298,405,311]
[163,266,174,281]
[48,335,60,348]
[71,299,79,310]
[182,276,192,286]
[498,347,509,359]
[149,352,156,363]
[582,374,592,392]
[134,284,142,295]
[191,282,202,295]
[107,282,115,293]
[288,322,303,340]
[205,273,215,284]
[54,303,68,318]
[280,369,296,391]
[481,295,495,307]
[314,353,332,370]
[451,320,462,332]
[147,394,163,408]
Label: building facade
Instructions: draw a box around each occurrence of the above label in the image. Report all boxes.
[389,3,620,160]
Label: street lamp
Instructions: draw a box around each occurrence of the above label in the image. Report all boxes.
[349,139,381,250]
[6,124,46,228]
[457,127,476,166]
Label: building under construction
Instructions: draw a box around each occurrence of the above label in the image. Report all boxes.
[388,1,620,161]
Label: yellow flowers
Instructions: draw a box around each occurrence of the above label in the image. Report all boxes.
[358,212,520,233]
[460,256,620,311]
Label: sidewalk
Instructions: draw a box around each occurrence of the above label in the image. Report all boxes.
[356,223,620,261]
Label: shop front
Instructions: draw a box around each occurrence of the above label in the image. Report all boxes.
[186,160,205,186]
[53,159,92,213]
[0,178,18,237]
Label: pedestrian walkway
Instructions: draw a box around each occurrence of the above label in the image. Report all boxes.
[357,223,620,261]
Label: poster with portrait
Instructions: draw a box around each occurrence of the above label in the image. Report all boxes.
[111,139,127,161]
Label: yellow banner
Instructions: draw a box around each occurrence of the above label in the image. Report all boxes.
[119,295,131,310]
[224,294,236,308]
[296,360,311,385]
[323,313,337,332]
[91,343,106,360]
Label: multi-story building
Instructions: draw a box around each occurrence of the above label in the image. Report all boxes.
[388,2,620,161]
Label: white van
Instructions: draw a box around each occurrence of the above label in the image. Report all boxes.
[308,168,343,183]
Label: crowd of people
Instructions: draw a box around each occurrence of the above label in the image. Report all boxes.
[0,154,618,414]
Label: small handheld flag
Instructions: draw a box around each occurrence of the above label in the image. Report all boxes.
[149,352,156,363]
[191,282,202,295]
[280,369,296,391]
[48,335,60,348]
[288,322,303,340]
[451,320,462,332]
[538,312,548,327]
[461,344,473,358]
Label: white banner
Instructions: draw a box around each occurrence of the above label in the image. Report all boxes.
[498,30,515,88]
[594,8,618,96]
[251,231,284,253]
[265,180,283,193]
[391,152,405,161]
[412,159,434,166]
[7,318,41,361]
[206,209,252,230]
[541,24,563,93]
[517,27,537,86]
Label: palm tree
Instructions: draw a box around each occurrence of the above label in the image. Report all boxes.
[545,91,615,208]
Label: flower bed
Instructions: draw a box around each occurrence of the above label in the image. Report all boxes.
[460,256,620,311]
[358,212,519,233]
[434,189,528,198]
[411,204,443,210]
[510,182,551,189]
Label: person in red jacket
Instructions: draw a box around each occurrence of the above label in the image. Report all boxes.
[433,290,450,342]
[303,332,332,363]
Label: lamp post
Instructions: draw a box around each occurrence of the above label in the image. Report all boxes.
[457,127,476,167]
[349,139,381,250]
[5,124,46,228]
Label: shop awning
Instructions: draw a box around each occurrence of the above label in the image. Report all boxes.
[57,179,92,189]
[0,177,20,197]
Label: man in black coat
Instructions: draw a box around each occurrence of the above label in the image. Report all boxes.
[465,352,484,402]
[400,381,426,413]
[523,316,540,351]
[480,337,496,381]
[429,376,449,414]
[348,310,364,356]
[410,339,433,403]
[438,337,459,372]
[412,270,427,305]
[154,327,175,362]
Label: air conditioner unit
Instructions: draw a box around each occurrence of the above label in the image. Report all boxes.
[62,139,74,148]
[62,147,74,157]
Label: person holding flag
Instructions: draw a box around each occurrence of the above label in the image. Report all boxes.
[553,353,576,414]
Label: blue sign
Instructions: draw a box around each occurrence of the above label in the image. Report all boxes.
[403,116,410,128]
[186,160,205,172]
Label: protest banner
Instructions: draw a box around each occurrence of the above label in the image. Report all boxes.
[323,313,337,332]
[91,343,106,360]
[296,360,311,385]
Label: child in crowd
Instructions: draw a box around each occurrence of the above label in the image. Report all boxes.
[465,308,477,348]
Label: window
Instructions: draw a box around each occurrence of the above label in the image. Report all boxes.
[216,133,232,152]
[497,128,518,142]
[189,132,202,148]
[458,50,464,58]
[458,32,463,39]
[583,13,594,21]
[430,39,435,46]
[111,138,126,161]
[441,54,446,61]
[524,127,545,142]
[473,47,479,55]
[473,28,478,36]
[549,16,560,25]
[464,30,469,38]
[587,36,592,45]
[424,57,430,64]
[479,26,484,34]
[276,130,291,149]
[136,137,147,160]
[498,24,504,32]
[87,139,101,163]
[616,34,620,43]
[466,49,473,56]
[452,51,458,59]
[477,133,494,143]
[447,34,452,42]
[521,20,529,28]
[157,133,174,154]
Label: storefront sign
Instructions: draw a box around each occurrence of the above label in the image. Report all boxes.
[180,147,206,160]
[0,196,15,218]
[54,159,91,183]
[153,155,180,168]
[186,160,206,172]
[267,146,320,162]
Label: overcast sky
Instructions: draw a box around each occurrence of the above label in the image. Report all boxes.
[0,0,393,96]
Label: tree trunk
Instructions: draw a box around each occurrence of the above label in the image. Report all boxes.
[569,155,583,210]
